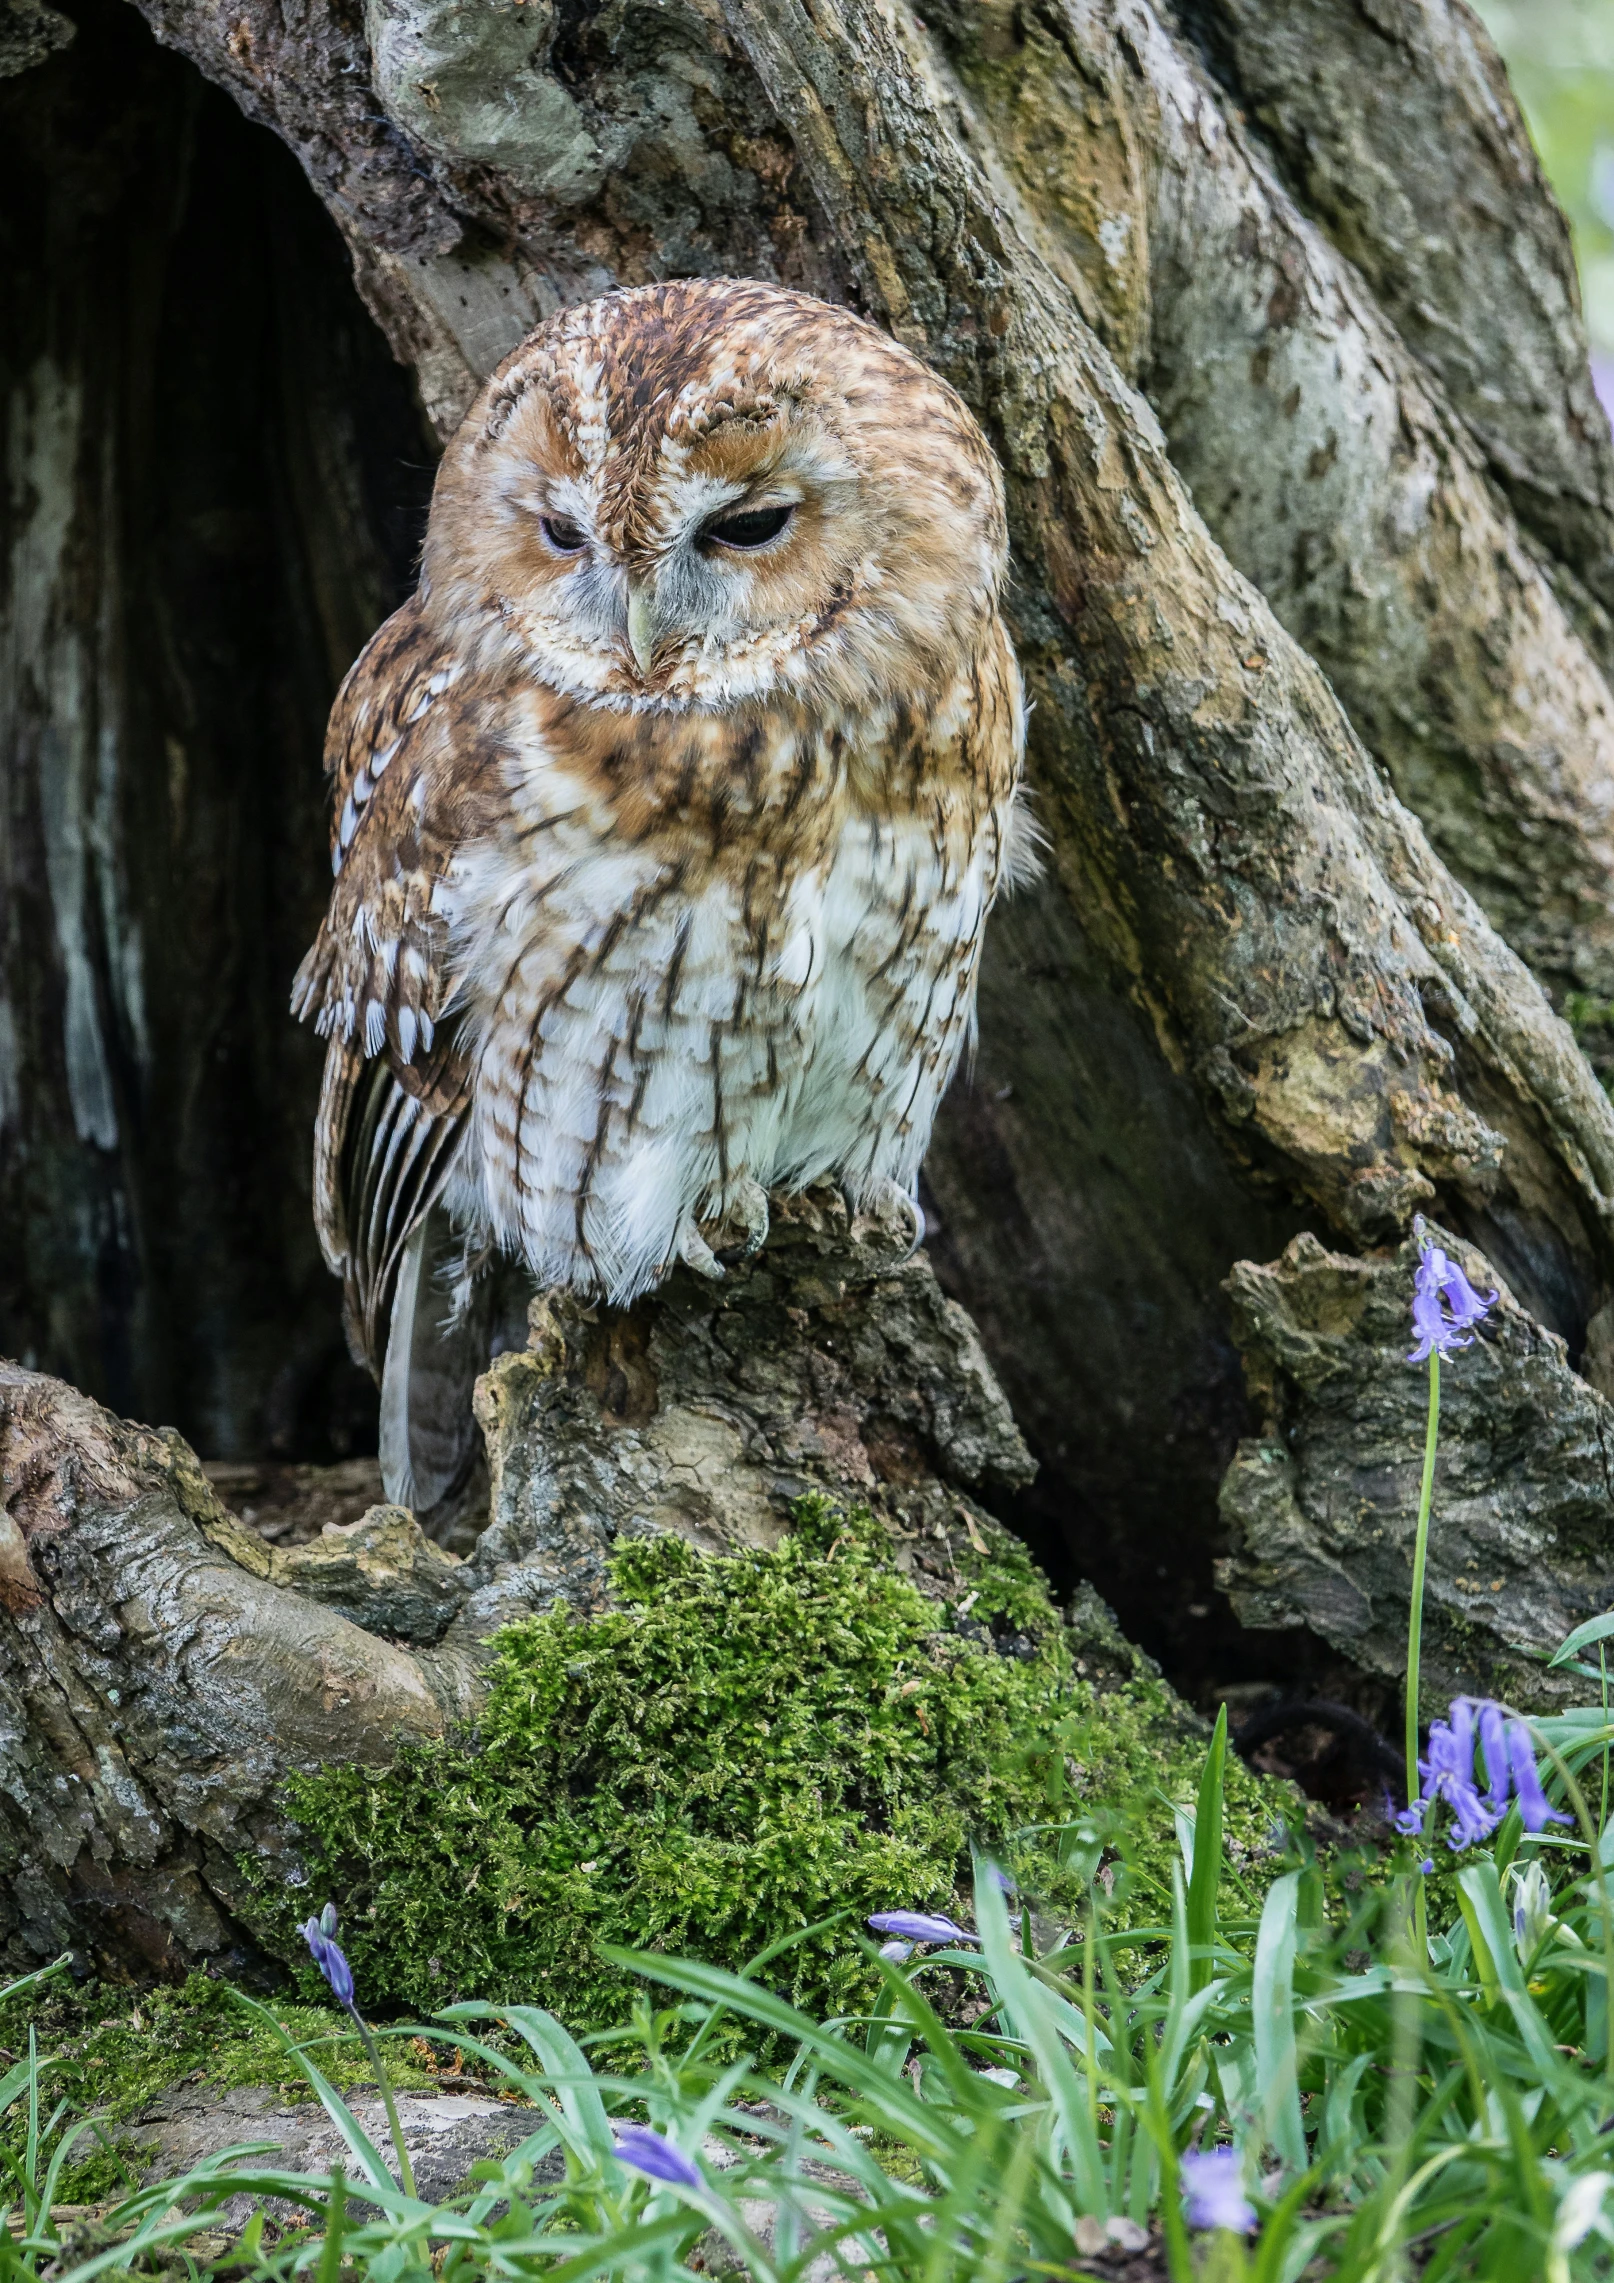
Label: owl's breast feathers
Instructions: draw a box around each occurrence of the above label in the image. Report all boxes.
[295,591,1024,1365]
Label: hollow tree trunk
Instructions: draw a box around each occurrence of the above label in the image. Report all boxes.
[0,0,435,1458]
[7,0,1614,1716]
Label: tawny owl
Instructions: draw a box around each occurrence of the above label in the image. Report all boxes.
[293,279,1028,1514]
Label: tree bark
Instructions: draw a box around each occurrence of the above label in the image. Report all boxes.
[7,0,1614,1705]
[1218,1222,1614,1719]
[931,6,1614,1018]
[1188,0,1614,650]
[1,1189,1047,1980]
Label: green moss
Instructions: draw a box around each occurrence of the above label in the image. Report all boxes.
[1564,991,1614,1087]
[251,1499,1288,2032]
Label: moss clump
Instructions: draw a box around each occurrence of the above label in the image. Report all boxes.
[258,1499,1286,2030]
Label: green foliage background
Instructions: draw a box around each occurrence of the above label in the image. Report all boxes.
[1477,0,1614,367]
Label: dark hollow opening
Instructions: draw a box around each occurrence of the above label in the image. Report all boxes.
[0,0,437,1460]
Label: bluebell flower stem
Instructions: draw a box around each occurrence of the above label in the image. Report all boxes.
[346,2004,417,2199]
[1405,1352,1440,1950]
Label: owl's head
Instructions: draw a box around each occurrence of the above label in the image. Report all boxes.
[422,280,1008,712]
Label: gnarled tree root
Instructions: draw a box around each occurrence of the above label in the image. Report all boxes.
[1,1188,1067,1982]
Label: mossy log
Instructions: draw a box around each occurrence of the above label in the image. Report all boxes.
[1,1186,1133,1985]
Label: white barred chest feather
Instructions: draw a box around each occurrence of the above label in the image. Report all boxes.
[439,700,1014,1303]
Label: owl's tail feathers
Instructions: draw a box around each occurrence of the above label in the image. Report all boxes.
[379,1203,492,1517]
[325,1045,470,1376]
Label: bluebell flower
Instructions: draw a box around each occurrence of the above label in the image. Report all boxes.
[614,2126,701,2190]
[1507,1718,1571,1832]
[1406,1230,1496,1363]
[878,1939,916,1962]
[1510,1861,1554,1960]
[867,1911,979,1946]
[1399,1698,1567,1849]
[1397,1701,1499,1850]
[1477,1699,1510,1817]
[1180,2147,1257,2234]
[300,1907,355,2008]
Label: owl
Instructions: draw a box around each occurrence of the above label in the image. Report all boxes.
[293,278,1029,1514]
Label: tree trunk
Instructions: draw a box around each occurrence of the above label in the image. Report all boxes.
[1,1190,1050,1979]
[6,0,1614,1721]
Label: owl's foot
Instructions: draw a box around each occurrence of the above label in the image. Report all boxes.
[677,1180,771,1281]
[677,1221,726,1281]
[706,1177,770,1263]
[846,1178,925,1264]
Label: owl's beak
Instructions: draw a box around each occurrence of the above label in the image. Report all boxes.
[626,584,657,677]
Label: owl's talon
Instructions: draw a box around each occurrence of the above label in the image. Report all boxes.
[851,1178,925,1263]
[678,1222,726,1281]
[705,1177,770,1264]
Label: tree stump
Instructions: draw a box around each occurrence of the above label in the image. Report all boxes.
[0,1188,1054,1982]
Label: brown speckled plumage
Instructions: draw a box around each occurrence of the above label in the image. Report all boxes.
[293,280,1027,1502]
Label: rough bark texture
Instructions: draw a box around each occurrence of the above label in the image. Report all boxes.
[1219,1225,1614,1715]
[9,0,1614,1708]
[1189,0,1614,649]
[1,1190,1045,1979]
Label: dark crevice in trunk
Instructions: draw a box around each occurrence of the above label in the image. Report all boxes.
[0,0,438,1459]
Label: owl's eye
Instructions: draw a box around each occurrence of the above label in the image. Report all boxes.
[700,503,795,551]
[540,515,588,554]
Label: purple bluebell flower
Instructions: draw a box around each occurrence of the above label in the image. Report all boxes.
[300,1906,355,2008]
[878,1939,916,1962]
[614,2126,701,2190]
[1507,1719,1571,1832]
[1477,1699,1510,1817]
[1400,1699,1568,1849]
[867,1911,980,1946]
[1180,2147,1257,2234]
[1397,1701,1500,1851]
[1406,1231,1496,1363]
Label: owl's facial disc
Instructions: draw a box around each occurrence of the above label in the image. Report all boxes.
[428,286,1007,710]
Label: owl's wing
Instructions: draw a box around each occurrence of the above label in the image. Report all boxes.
[293,595,499,1379]
[969,614,1035,891]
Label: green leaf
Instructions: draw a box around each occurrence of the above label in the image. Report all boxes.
[1552,1611,1614,1665]
[1187,1705,1228,1997]
[1252,1870,1306,2177]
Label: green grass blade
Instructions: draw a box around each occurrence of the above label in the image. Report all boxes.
[1187,1705,1228,1997]
[1553,1614,1614,1666]
[1253,1870,1307,2176]
[972,1853,1106,2217]
[218,1983,399,2197]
